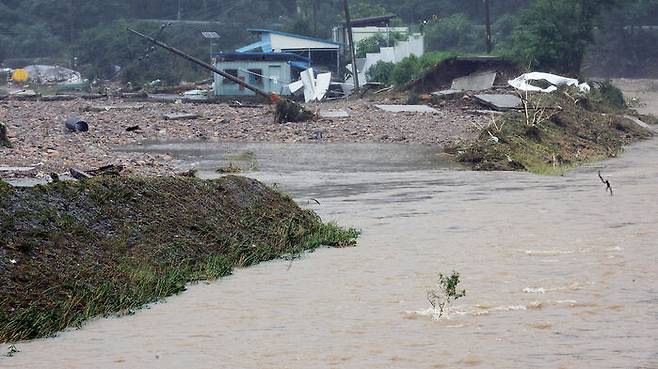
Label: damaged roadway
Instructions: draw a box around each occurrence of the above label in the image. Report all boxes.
[0,97,486,176]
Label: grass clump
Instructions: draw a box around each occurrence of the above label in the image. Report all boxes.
[0,175,358,342]
[451,85,653,174]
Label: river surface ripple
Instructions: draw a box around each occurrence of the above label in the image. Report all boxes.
[4,140,658,369]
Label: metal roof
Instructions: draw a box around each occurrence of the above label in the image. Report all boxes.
[215,52,311,62]
[339,14,397,27]
[247,29,342,46]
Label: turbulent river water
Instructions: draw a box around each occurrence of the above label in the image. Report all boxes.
[4,140,658,369]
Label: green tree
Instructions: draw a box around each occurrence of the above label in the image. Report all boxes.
[366,60,395,83]
[350,0,389,18]
[355,31,406,57]
[506,0,622,75]
[424,14,485,53]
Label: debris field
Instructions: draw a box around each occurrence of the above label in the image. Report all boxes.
[0,97,486,176]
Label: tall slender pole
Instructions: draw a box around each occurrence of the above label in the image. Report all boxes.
[128,28,273,100]
[342,0,359,93]
[312,0,318,34]
[484,0,492,53]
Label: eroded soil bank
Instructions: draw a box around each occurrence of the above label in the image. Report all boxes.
[451,83,655,174]
[0,176,357,342]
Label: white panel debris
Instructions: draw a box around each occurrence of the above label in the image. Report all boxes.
[508,72,590,93]
[289,68,332,103]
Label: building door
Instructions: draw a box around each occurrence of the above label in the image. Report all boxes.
[268,65,282,94]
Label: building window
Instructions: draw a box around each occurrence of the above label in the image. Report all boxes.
[223,69,238,85]
[248,69,263,87]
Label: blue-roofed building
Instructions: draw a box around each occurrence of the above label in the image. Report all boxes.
[213,29,342,96]
[213,52,310,96]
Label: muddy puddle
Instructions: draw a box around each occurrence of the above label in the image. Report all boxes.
[4,140,658,368]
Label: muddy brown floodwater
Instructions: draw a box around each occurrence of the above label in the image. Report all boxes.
[4,139,658,369]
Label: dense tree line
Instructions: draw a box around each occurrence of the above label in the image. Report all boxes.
[1,0,657,83]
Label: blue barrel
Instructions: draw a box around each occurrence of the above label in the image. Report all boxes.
[65,117,89,132]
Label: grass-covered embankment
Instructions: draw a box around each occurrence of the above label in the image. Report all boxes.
[0,176,358,343]
[451,82,654,174]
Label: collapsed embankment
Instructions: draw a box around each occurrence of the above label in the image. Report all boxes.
[450,83,655,174]
[0,176,358,343]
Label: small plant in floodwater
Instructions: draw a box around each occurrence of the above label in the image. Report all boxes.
[427,271,466,318]
[216,163,243,173]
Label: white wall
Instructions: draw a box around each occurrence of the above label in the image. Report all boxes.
[356,33,425,84]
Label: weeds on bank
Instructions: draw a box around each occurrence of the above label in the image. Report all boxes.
[452,84,654,174]
[0,176,359,342]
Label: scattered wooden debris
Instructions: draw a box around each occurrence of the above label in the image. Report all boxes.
[84,104,144,112]
[216,164,242,173]
[120,92,148,99]
[474,94,522,110]
[598,170,613,196]
[40,95,76,102]
[163,112,200,121]
[465,109,505,116]
[0,123,11,148]
[0,166,34,172]
[431,89,464,98]
[86,164,125,176]
[126,125,143,132]
[624,115,657,132]
[319,110,350,118]
[69,168,93,180]
[375,104,439,113]
[229,102,262,108]
[177,169,198,177]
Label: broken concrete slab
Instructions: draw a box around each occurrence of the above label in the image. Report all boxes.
[465,109,505,116]
[451,71,497,91]
[474,94,522,110]
[625,115,657,132]
[319,110,350,119]
[0,166,35,172]
[84,104,144,112]
[10,89,40,99]
[69,168,92,180]
[163,113,200,121]
[40,95,77,102]
[431,89,464,98]
[375,104,439,113]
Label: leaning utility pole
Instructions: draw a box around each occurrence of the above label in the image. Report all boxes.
[342,0,359,93]
[484,0,492,53]
[313,0,318,34]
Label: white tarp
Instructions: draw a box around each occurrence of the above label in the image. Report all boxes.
[23,65,82,84]
[288,68,332,103]
[508,72,590,93]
